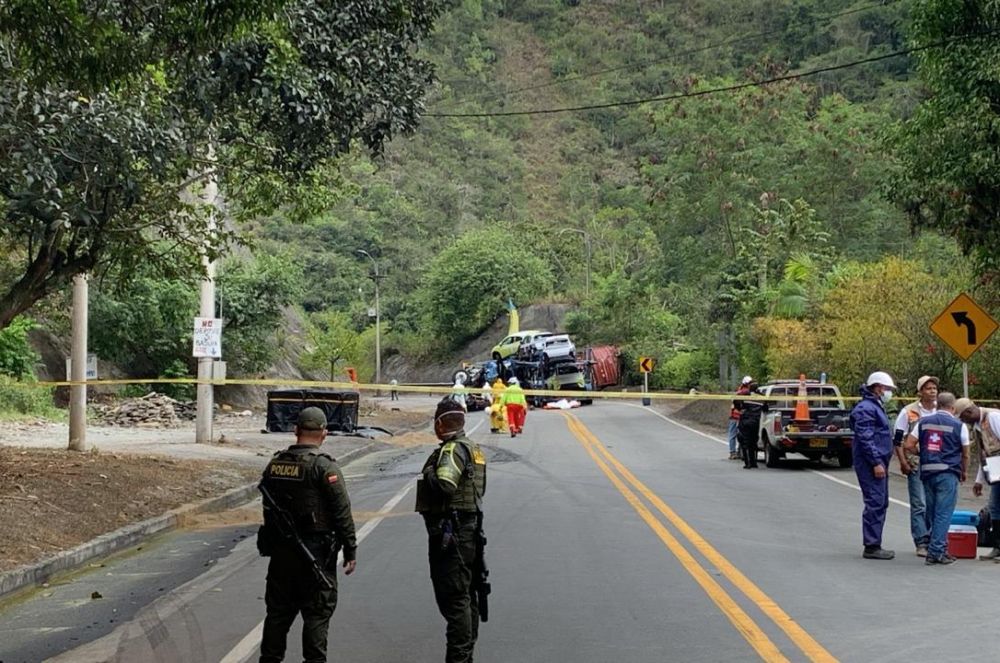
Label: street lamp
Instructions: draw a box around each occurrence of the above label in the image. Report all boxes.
[356,249,384,393]
[559,228,592,298]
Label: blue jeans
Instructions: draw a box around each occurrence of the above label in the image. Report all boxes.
[922,472,959,560]
[989,482,1000,521]
[907,467,929,546]
[727,420,738,454]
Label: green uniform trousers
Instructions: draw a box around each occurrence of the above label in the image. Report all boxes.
[259,548,337,663]
[428,517,480,663]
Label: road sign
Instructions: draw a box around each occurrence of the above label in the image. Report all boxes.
[639,356,655,373]
[192,317,223,358]
[65,354,98,380]
[930,292,999,361]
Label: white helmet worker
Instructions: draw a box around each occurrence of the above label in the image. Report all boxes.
[507,377,519,385]
[865,371,896,389]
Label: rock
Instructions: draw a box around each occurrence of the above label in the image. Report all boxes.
[91,392,198,428]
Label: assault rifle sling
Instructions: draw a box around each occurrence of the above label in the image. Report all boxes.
[259,484,335,590]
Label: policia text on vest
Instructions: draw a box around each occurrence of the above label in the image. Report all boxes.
[256,406,358,663]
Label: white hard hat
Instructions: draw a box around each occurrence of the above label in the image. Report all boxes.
[741,375,753,385]
[865,371,896,389]
[507,377,519,385]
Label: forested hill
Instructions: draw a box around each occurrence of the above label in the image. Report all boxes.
[54,0,1000,397]
[252,0,971,390]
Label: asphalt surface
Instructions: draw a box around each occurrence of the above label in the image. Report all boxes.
[2,400,999,662]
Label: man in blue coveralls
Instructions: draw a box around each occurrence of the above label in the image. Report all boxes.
[904,392,969,565]
[850,371,897,560]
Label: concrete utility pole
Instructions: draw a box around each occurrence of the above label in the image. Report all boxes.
[356,249,382,392]
[195,175,218,444]
[68,274,89,451]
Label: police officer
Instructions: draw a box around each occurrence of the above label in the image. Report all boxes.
[258,407,357,663]
[415,398,487,663]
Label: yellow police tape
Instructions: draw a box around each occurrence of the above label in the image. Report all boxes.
[20,376,996,404]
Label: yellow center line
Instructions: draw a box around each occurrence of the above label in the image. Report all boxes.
[562,414,789,662]
[566,413,838,663]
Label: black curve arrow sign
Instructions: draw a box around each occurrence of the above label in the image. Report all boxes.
[952,311,977,345]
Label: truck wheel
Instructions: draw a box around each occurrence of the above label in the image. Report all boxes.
[837,449,852,468]
[764,440,782,468]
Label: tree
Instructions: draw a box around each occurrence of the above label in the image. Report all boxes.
[818,256,964,390]
[217,254,304,373]
[89,275,199,377]
[300,312,362,380]
[89,253,303,376]
[887,2,1000,278]
[0,0,448,329]
[417,225,553,345]
[0,316,40,379]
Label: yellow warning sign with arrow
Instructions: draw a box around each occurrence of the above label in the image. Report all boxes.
[930,292,999,361]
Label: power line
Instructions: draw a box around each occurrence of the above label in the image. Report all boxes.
[443,1,902,106]
[426,30,995,119]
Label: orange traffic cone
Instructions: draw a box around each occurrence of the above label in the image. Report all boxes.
[793,373,811,422]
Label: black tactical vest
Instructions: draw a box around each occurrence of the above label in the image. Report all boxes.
[261,447,334,533]
[414,436,486,514]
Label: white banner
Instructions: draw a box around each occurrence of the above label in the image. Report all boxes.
[192,317,223,358]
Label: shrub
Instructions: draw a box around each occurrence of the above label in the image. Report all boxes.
[0,376,60,418]
[0,317,40,379]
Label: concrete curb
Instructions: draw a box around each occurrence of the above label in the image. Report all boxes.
[0,440,379,599]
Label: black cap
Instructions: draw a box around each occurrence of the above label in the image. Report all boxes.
[297,407,327,431]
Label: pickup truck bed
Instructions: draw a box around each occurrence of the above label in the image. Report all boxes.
[751,381,854,468]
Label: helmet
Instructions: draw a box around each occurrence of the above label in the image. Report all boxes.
[865,371,896,389]
[741,375,753,385]
[507,377,519,385]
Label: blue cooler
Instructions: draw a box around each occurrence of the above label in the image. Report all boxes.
[951,510,980,526]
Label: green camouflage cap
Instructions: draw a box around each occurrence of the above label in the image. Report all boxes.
[297,406,327,431]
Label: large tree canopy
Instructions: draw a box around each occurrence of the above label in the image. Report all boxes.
[888,0,1000,277]
[0,0,447,328]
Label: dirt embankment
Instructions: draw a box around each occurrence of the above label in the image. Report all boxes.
[667,398,730,435]
[0,449,258,571]
[0,398,435,574]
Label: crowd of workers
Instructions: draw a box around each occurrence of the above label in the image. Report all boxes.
[729,370,1000,565]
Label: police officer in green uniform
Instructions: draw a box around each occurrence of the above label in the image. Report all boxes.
[258,407,357,663]
[415,398,487,663]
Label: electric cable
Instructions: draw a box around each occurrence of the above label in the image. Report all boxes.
[442,0,904,105]
[426,28,997,118]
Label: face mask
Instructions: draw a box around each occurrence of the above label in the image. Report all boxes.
[880,390,893,405]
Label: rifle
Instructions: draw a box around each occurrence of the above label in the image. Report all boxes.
[259,484,335,590]
[474,512,491,622]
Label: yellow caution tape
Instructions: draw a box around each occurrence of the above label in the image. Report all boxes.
[19,377,998,404]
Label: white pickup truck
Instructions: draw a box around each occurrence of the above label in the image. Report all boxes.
[753,380,854,468]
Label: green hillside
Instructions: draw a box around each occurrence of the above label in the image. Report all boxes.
[5,0,1000,399]
[251,0,980,392]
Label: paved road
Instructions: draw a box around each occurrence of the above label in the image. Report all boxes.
[2,401,998,662]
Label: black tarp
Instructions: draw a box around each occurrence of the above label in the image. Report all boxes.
[265,389,359,433]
